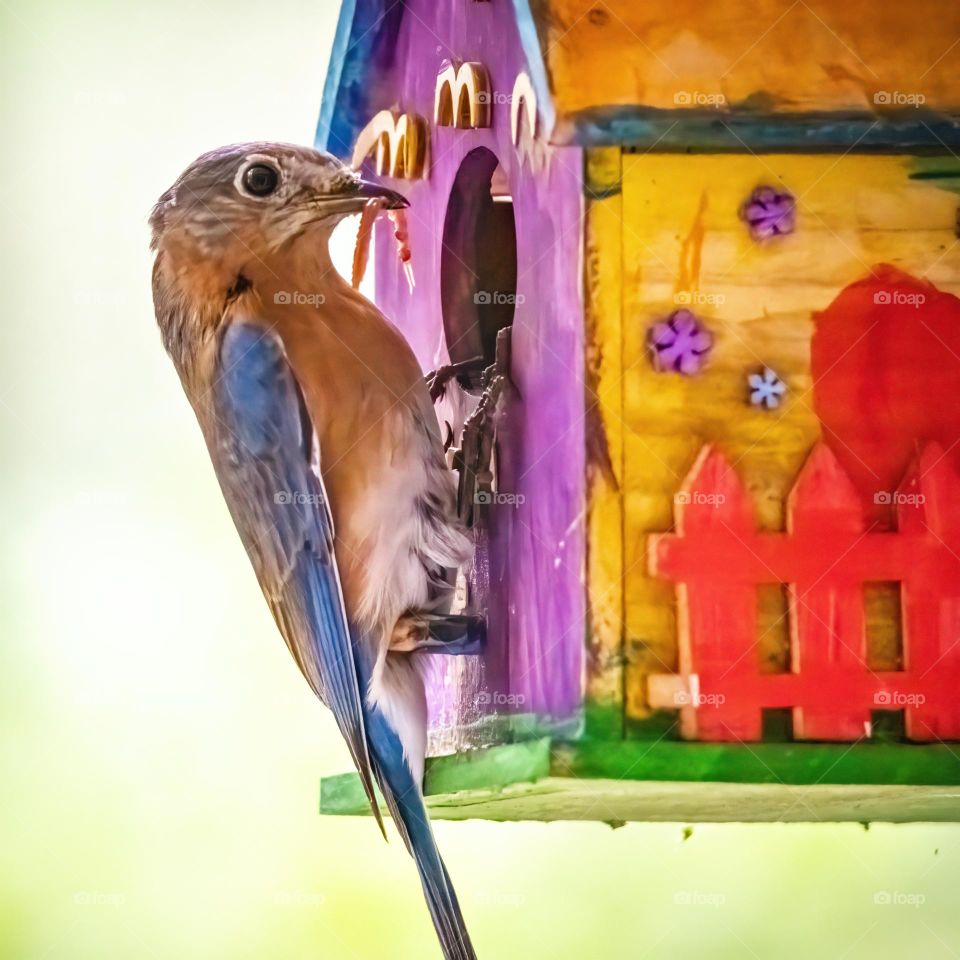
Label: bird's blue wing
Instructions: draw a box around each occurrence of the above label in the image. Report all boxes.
[211,320,383,834]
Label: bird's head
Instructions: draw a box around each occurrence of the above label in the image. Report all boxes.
[150,141,407,266]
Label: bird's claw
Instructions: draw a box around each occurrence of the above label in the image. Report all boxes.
[452,327,513,526]
[425,355,486,402]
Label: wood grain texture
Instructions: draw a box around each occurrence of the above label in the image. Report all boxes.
[321,738,960,821]
[535,0,960,123]
[616,152,960,725]
[649,443,960,741]
[342,0,587,751]
[583,147,625,736]
[319,0,960,759]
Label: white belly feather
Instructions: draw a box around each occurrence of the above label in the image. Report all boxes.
[339,403,472,783]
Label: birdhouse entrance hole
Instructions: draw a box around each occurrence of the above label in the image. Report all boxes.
[440,147,517,392]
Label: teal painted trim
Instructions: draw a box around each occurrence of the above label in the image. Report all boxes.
[315,0,358,154]
[560,107,960,153]
[511,0,556,137]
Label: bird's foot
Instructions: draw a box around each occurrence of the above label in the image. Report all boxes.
[425,356,486,402]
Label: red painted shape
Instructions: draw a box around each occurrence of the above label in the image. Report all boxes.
[787,446,867,739]
[812,264,960,527]
[649,443,960,741]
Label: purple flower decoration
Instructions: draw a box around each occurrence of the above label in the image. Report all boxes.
[648,309,713,375]
[740,186,796,240]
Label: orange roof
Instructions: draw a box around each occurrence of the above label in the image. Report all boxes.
[535,0,960,128]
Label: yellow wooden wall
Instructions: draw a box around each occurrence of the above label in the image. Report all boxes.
[583,148,625,735]
[583,151,960,725]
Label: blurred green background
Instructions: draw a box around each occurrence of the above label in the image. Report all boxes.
[1,1,958,957]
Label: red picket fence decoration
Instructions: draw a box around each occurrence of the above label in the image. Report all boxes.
[649,442,960,742]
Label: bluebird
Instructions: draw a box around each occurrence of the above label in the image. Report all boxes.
[150,143,479,959]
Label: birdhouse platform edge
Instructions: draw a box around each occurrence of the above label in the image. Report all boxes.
[320,738,960,824]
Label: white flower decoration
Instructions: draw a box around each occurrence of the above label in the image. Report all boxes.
[748,367,786,409]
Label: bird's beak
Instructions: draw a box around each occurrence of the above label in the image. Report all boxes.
[308,179,410,218]
[352,179,410,210]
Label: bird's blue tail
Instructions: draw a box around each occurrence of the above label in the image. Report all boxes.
[355,647,477,960]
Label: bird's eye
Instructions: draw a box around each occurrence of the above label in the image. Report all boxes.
[241,163,279,197]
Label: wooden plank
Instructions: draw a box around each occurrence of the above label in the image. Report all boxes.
[618,152,960,729]
[788,444,869,741]
[321,738,552,816]
[427,737,551,795]
[648,443,960,741]
[320,738,960,822]
[537,0,960,122]
[421,779,960,824]
[582,147,625,737]
[620,154,960,318]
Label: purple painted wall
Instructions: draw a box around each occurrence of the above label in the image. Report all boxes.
[363,1,585,750]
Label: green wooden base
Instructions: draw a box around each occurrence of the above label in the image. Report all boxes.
[320,738,960,823]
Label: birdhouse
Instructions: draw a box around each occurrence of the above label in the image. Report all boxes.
[318,0,960,823]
